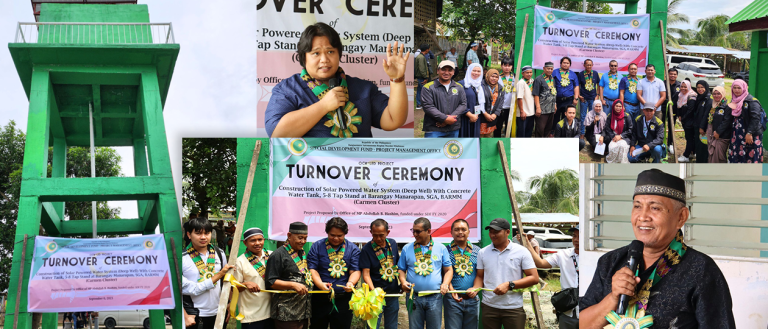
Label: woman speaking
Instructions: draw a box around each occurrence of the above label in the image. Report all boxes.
[265,23,410,137]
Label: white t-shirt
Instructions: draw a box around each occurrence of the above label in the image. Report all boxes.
[234,251,272,323]
[477,241,536,309]
[546,248,579,316]
[515,79,535,116]
[181,247,224,317]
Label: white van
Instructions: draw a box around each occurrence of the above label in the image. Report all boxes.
[667,54,718,68]
[100,310,150,329]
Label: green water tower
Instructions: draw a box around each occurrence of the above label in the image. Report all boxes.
[5,1,183,328]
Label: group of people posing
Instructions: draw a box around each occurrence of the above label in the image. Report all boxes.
[180,216,579,329]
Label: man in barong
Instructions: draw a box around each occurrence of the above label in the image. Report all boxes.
[265,222,312,329]
[233,227,274,329]
[580,169,736,328]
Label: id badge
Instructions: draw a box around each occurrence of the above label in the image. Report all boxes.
[474,105,483,114]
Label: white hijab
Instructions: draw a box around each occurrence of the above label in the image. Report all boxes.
[463,63,485,110]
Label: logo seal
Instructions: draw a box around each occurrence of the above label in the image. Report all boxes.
[443,140,463,159]
[288,138,308,156]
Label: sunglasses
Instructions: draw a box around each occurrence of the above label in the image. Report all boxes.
[610,65,618,67]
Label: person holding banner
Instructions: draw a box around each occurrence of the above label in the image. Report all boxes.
[619,63,641,119]
[360,219,401,329]
[444,219,481,329]
[422,60,467,137]
[233,227,274,329]
[532,62,558,137]
[181,218,234,329]
[552,57,580,124]
[265,22,409,138]
[599,60,621,114]
[515,66,536,138]
[307,217,361,329]
[398,217,453,329]
[461,63,485,138]
[265,222,312,329]
[496,57,516,137]
[601,100,633,164]
[470,218,539,329]
[577,59,601,138]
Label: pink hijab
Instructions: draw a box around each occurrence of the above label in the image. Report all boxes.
[677,80,696,109]
[729,79,749,117]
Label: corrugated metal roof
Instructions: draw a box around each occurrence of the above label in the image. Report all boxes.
[520,213,578,224]
[667,45,750,59]
[726,0,768,25]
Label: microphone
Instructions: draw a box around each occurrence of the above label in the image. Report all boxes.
[328,78,347,131]
[617,240,644,315]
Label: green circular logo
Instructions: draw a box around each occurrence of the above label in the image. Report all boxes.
[545,13,556,22]
[45,241,58,253]
[288,138,308,156]
[444,140,464,159]
[631,19,640,28]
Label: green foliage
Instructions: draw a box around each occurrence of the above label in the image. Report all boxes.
[0,121,25,293]
[182,138,237,219]
[669,12,751,51]
[518,169,578,214]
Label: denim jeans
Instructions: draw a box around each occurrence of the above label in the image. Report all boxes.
[416,79,425,107]
[624,103,640,121]
[424,130,459,138]
[443,295,479,329]
[580,99,594,135]
[408,294,442,329]
[628,144,664,163]
[372,297,400,329]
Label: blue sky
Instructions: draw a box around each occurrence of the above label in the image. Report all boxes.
[610,0,752,33]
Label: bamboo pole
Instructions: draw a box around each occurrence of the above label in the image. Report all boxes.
[213,140,262,329]
[506,14,529,138]
[496,141,547,328]
[659,20,678,163]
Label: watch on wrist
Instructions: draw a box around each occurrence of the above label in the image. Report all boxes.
[390,76,405,83]
[508,281,515,290]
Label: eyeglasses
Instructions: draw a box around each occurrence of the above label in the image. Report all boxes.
[410,229,424,235]
[610,65,618,67]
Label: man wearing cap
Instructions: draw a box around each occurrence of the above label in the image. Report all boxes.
[515,231,540,257]
[307,217,361,329]
[515,66,536,138]
[415,44,431,109]
[421,60,467,138]
[532,62,558,137]
[580,169,735,328]
[521,226,579,329]
[628,106,665,163]
[466,43,480,67]
[398,217,452,329]
[360,219,401,329]
[443,219,482,329]
[265,222,312,329]
[469,218,539,329]
[233,227,274,329]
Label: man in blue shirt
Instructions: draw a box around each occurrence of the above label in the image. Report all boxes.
[360,219,401,329]
[599,60,621,115]
[398,217,452,329]
[553,56,580,124]
[620,63,641,119]
[465,43,480,67]
[444,219,481,329]
[307,217,361,329]
[577,59,600,137]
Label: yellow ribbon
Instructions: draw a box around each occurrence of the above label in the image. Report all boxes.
[416,287,493,296]
[223,274,246,321]
[347,283,387,329]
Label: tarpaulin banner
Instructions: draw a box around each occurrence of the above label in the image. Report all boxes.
[256,0,415,135]
[269,138,480,243]
[27,234,174,312]
[533,6,650,73]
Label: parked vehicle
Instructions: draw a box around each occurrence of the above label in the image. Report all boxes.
[673,62,725,90]
[100,310,150,329]
[733,71,749,83]
[512,225,573,255]
[667,54,718,67]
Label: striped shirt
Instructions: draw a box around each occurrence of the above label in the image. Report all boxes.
[448,243,481,290]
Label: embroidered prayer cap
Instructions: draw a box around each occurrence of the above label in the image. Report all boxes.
[544,62,554,68]
[243,227,264,240]
[522,66,533,72]
[633,169,686,204]
[485,218,511,231]
[289,222,309,235]
[438,60,456,69]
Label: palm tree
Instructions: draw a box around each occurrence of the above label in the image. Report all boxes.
[695,14,732,48]
[518,169,578,214]
[666,0,690,48]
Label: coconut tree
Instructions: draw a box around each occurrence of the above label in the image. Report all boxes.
[518,169,578,214]
[695,14,732,48]
[666,0,690,48]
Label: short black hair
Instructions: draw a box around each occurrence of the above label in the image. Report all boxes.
[566,105,577,112]
[420,44,430,52]
[609,60,618,66]
[646,64,655,70]
[668,67,678,74]
[186,217,212,234]
[451,219,469,230]
[297,22,343,69]
[414,217,431,231]
[371,218,389,230]
[501,57,514,66]
[325,217,349,234]
[560,56,571,65]
[628,63,638,69]
[583,59,593,65]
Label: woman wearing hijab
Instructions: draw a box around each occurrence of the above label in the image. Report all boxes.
[584,99,607,148]
[676,80,698,162]
[707,86,731,163]
[460,63,484,137]
[480,69,505,137]
[727,79,765,163]
[693,80,712,163]
[601,99,633,163]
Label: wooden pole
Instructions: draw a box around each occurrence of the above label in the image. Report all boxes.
[506,14,529,138]
[496,141,547,328]
[213,140,262,329]
[13,234,28,329]
[659,20,678,163]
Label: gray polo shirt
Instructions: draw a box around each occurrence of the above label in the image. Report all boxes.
[477,240,536,310]
[637,77,666,112]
